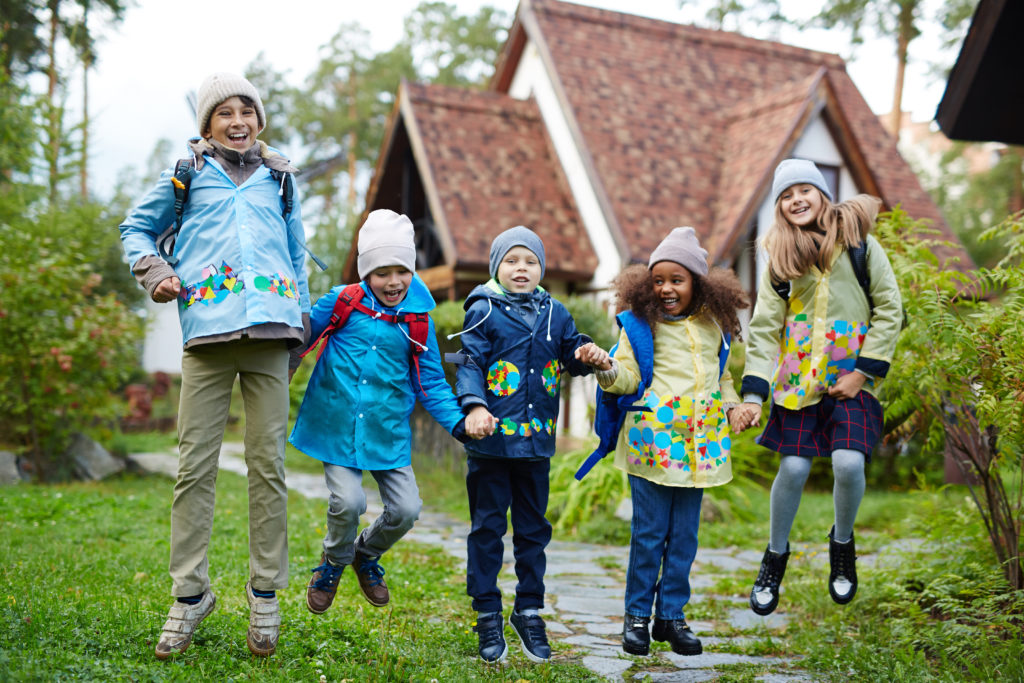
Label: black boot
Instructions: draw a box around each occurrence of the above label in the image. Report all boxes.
[621,614,650,655]
[652,618,703,655]
[749,543,790,616]
[828,526,858,604]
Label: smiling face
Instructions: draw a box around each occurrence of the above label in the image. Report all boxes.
[779,183,825,229]
[496,245,542,293]
[205,96,260,151]
[367,266,413,307]
[650,261,694,317]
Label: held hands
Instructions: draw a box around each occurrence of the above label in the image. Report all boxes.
[828,371,866,400]
[728,402,762,433]
[465,405,498,440]
[153,276,181,303]
[574,342,612,371]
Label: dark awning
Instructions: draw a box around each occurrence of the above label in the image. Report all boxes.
[935,0,1024,145]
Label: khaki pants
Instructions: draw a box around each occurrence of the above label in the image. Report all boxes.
[169,339,290,596]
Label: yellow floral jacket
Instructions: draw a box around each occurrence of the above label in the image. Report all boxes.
[599,316,739,488]
[743,235,903,411]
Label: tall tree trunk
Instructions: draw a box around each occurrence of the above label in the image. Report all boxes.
[47,0,60,206]
[887,1,915,139]
[81,57,89,199]
[80,3,90,199]
[347,82,358,211]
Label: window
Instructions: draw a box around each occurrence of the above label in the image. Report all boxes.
[817,163,840,201]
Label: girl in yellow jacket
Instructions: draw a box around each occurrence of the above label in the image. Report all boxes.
[731,159,903,617]
[576,227,748,657]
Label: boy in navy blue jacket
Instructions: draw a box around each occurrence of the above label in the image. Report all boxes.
[453,226,594,663]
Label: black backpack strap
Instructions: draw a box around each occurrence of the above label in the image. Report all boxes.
[771,279,791,300]
[156,158,196,265]
[848,241,873,310]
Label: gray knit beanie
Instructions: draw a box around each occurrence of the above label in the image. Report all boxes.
[648,226,709,277]
[196,72,266,136]
[771,158,833,203]
[489,225,546,279]
[357,209,417,279]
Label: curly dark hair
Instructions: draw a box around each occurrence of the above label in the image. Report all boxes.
[611,264,749,339]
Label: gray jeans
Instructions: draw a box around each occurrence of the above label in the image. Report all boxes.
[322,464,422,565]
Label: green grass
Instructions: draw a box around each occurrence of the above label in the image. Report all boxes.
[0,473,598,681]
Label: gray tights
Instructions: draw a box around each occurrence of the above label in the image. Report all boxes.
[768,449,865,553]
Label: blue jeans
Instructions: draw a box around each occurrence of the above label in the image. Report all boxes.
[625,475,703,620]
[465,457,551,613]
[321,464,422,566]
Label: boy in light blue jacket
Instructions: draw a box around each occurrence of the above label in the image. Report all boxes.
[119,73,311,659]
[291,209,494,617]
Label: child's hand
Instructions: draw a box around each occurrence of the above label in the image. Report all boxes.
[729,402,761,432]
[153,276,181,303]
[465,405,498,440]
[575,342,612,371]
[828,372,866,400]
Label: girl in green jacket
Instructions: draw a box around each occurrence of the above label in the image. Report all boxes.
[731,159,903,617]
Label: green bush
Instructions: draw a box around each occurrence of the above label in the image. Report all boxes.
[0,202,145,479]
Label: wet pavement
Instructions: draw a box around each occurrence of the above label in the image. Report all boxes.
[129,446,831,681]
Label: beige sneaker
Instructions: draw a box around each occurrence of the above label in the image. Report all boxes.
[154,591,216,659]
[245,582,281,657]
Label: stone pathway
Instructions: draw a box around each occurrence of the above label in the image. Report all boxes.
[129,446,825,681]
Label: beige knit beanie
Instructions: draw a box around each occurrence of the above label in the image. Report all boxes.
[196,72,266,136]
[357,210,417,279]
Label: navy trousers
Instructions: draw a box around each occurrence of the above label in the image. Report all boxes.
[465,456,551,613]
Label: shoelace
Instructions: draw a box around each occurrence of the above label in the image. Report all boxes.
[755,554,785,588]
[357,558,386,586]
[832,543,856,580]
[310,560,344,590]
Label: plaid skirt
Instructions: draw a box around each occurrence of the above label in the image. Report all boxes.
[756,391,883,461]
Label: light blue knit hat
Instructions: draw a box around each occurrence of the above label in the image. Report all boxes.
[771,159,833,203]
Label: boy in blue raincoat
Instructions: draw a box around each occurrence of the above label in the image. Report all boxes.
[291,209,494,616]
[452,226,594,663]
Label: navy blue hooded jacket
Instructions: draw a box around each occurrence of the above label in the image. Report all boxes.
[454,279,593,459]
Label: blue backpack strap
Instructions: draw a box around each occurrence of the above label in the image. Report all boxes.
[575,311,653,481]
[719,331,731,379]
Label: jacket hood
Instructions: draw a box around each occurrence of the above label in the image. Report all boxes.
[463,278,548,310]
[185,137,298,174]
[360,273,436,314]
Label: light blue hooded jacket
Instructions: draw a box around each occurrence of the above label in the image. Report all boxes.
[289,275,465,469]
[119,152,311,345]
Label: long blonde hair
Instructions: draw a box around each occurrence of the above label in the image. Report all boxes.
[763,192,882,283]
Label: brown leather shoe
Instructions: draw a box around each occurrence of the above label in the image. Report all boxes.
[352,552,389,607]
[306,553,345,615]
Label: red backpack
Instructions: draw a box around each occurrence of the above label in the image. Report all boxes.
[301,283,431,393]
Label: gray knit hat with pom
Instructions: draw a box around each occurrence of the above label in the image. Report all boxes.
[648,226,708,277]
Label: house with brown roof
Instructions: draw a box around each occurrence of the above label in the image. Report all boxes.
[347,0,959,306]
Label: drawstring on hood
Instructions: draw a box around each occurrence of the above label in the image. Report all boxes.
[448,298,493,340]
[546,301,553,341]
[366,285,428,353]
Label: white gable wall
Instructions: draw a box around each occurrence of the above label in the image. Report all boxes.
[507,41,623,292]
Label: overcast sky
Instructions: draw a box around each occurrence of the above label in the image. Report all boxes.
[77,0,957,198]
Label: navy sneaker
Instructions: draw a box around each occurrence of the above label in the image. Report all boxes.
[509,610,550,662]
[473,612,507,663]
